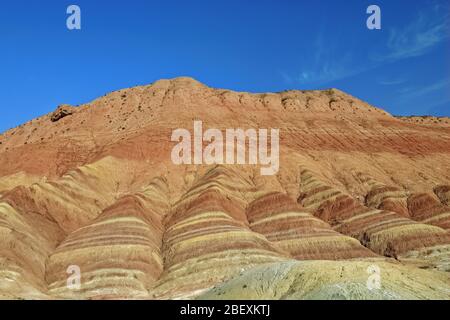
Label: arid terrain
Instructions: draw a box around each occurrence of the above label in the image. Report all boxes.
[0,77,449,299]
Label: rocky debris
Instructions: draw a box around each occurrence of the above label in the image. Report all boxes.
[396,115,450,126]
[50,104,75,122]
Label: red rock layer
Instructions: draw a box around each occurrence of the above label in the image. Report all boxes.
[246,192,376,260]
[434,185,450,206]
[0,201,64,298]
[0,157,136,233]
[45,178,169,299]
[298,170,450,260]
[407,193,450,231]
[355,172,409,216]
[0,78,449,299]
[152,167,286,299]
[365,186,409,216]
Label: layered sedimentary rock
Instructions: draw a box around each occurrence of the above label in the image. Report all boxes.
[0,202,64,299]
[434,186,450,206]
[151,167,286,299]
[407,193,450,231]
[0,172,43,194]
[356,172,409,216]
[0,77,449,299]
[45,178,169,299]
[246,192,375,260]
[298,170,450,270]
[355,173,450,232]
[1,157,140,233]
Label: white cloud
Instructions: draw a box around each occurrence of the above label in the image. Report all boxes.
[378,78,406,86]
[281,2,449,86]
[400,78,450,98]
[285,32,372,85]
[375,3,449,62]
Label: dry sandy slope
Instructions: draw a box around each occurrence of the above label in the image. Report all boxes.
[198,260,450,300]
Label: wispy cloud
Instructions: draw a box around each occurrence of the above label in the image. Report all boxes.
[375,3,449,62]
[282,32,373,85]
[391,77,450,115]
[398,78,450,99]
[286,62,364,85]
[281,2,449,86]
[378,78,406,86]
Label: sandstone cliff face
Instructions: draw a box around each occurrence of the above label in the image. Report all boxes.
[0,77,449,299]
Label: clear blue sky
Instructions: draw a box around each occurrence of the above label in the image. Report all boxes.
[1,0,449,132]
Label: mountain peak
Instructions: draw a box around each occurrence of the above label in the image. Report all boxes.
[150,76,206,89]
[1,77,450,300]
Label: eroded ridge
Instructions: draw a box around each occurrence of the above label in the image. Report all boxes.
[246,192,376,260]
[45,177,170,299]
[298,169,450,270]
[151,167,287,299]
[0,78,449,299]
[356,172,409,216]
[434,185,450,206]
[0,202,64,299]
[1,157,136,233]
[353,173,450,232]
[407,193,450,231]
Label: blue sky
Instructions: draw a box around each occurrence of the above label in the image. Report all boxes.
[0,0,449,132]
